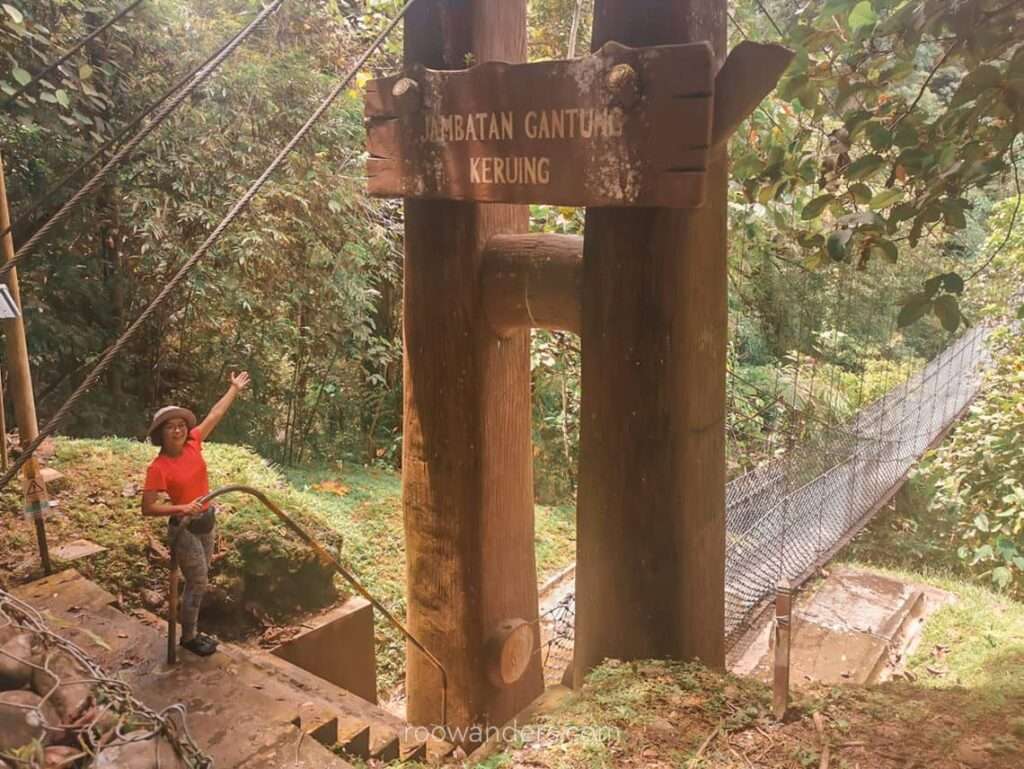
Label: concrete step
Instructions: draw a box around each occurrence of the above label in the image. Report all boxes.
[13,570,355,769]
[250,647,456,762]
[17,570,457,764]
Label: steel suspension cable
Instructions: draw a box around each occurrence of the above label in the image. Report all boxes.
[1,0,147,111]
[0,0,285,281]
[0,12,256,245]
[0,0,418,492]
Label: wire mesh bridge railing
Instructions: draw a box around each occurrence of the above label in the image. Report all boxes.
[540,321,995,665]
[722,322,989,643]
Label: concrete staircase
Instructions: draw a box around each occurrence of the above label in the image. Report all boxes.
[14,570,454,767]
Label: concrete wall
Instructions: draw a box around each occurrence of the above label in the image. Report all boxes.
[271,597,377,703]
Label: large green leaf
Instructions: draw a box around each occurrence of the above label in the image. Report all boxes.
[933,294,961,332]
[846,154,885,181]
[897,293,931,328]
[826,229,852,261]
[951,65,1003,108]
[2,3,23,24]
[869,189,903,210]
[848,1,877,31]
[801,193,834,220]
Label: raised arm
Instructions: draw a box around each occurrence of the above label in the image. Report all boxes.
[197,371,250,441]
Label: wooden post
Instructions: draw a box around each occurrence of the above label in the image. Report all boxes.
[773,580,793,720]
[402,0,544,732]
[574,0,728,685]
[0,368,8,471]
[0,154,49,574]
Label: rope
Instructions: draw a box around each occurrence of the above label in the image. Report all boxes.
[0,9,257,245]
[1,0,147,111]
[0,0,285,280]
[0,588,211,767]
[0,0,418,492]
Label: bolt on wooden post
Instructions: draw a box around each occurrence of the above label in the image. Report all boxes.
[364,0,791,733]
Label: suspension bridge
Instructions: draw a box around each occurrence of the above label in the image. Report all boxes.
[4,0,1019,765]
[540,317,1000,671]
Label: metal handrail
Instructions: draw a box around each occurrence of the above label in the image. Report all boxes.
[166,484,448,726]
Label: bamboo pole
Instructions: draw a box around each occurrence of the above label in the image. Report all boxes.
[0,153,50,574]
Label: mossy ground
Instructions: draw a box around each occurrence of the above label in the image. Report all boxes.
[0,438,579,696]
[472,465,1024,768]
[476,629,1023,769]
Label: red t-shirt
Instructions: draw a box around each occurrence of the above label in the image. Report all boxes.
[144,427,211,510]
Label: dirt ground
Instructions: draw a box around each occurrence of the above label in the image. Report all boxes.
[483,660,1023,769]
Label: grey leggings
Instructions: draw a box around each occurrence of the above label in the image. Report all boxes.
[170,522,215,642]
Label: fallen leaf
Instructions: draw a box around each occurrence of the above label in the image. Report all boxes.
[311,480,350,496]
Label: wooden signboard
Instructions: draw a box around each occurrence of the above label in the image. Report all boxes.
[365,41,713,208]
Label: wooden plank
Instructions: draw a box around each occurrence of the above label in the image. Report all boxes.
[365,41,712,208]
[574,0,727,687]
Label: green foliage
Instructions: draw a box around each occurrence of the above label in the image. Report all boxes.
[529,0,591,61]
[1,1,402,465]
[730,0,1022,323]
[922,327,1024,595]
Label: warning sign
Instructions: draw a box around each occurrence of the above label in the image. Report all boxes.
[22,458,51,521]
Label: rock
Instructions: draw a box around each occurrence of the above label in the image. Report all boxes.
[0,633,37,691]
[94,731,187,769]
[146,537,171,566]
[140,589,164,610]
[31,650,93,722]
[43,746,84,767]
[647,716,674,734]
[0,624,20,646]
[0,690,59,750]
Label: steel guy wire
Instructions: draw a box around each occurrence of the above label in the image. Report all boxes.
[0,0,419,492]
[0,0,287,281]
[1,0,147,111]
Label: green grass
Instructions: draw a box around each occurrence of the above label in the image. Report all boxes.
[839,560,1024,714]
[841,476,1024,714]
[284,463,578,692]
[1,438,579,698]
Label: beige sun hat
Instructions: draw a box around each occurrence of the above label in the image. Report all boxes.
[147,406,197,446]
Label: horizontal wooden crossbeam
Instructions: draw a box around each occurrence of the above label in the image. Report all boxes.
[481,234,582,336]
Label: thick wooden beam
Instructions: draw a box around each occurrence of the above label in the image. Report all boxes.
[402,0,543,733]
[574,0,728,686]
[481,234,582,336]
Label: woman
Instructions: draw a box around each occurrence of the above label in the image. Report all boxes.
[141,372,250,656]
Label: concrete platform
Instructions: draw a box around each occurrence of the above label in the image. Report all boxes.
[731,566,955,685]
[12,571,403,768]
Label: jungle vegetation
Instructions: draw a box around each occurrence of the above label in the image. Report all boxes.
[1,0,1022,586]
